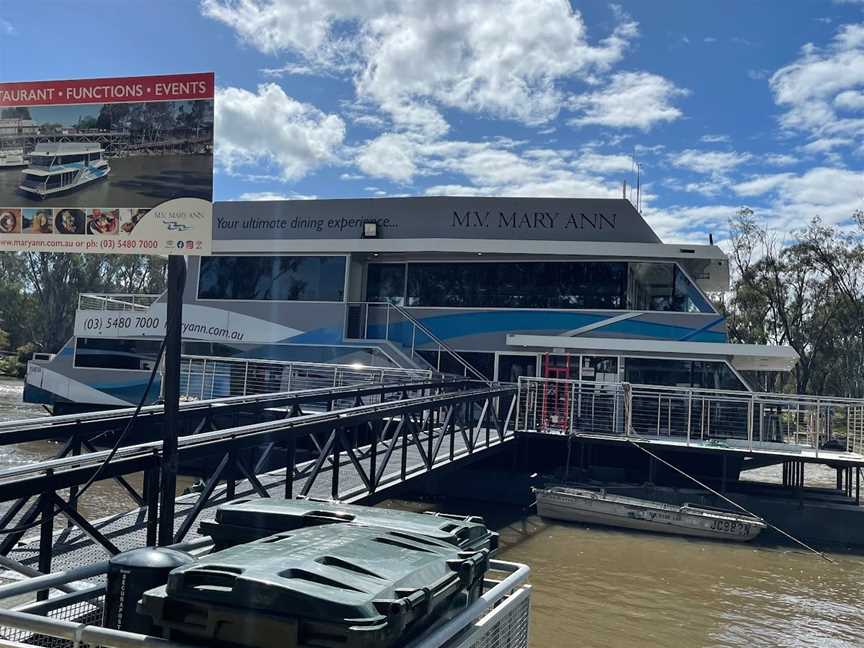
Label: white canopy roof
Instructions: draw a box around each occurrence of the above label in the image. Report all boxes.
[506,334,799,372]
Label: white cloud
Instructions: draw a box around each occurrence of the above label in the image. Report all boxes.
[357,133,417,182]
[0,19,14,35]
[575,152,634,174]
[238,191,317,200]
[642,205,736,244]
[770,23,864,142]
[204,0,642,131]
[215,83,346,181]
[801,137,853,153]
[670,149,752,175]
[700,133,730,143]
[733,173,795,196]
[763,153,798,166]
[568,72,687,130]
[733,167,864,228]
[835,89,864,110]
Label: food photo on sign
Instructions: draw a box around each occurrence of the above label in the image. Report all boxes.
[22,208,53,233]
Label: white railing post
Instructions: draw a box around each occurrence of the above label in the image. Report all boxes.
[747,396,754,451]
[687,390,692,447]
[242,361,249,396]
[624,382,632,436]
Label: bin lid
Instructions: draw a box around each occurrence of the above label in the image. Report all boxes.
[154,525,486,623]
[206,497,491,548]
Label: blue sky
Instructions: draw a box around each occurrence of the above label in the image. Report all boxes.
[2,1,864,243]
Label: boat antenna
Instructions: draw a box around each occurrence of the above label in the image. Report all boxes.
[626,439,837,564]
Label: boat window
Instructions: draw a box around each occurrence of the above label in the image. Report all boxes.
[366,264,405,305]
[691,361,748,391]
[405,261,627,310]
[29,155,53,168]
[625,358,746,390]
[197,256,346,301]
[628,263,714,313]
[74,338,163,370]
[58,154,86,165]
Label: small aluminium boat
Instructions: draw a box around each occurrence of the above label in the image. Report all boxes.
[534,486,766,542]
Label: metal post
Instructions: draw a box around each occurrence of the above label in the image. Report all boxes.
[67,435,81,528]
[144,465,159,547]
[158,255,184,547]
[686,391,692,447]
[747,398,754,451]
[37,474,54,601]
[284,437,296,499]
[856,467,860,506]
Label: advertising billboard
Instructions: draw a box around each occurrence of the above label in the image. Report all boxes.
[0,73,213,255]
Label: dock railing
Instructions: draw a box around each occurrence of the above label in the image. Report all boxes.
[516,376,864,456]
[178,355,434,401]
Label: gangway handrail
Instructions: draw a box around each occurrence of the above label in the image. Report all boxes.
[0,379,477,447]
[0,384,516,498]
[346,301,491,384]
[388,302,492,385]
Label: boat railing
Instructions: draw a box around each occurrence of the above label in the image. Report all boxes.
[78,293,162,311]
[344,301,490,383]
[516,376,864,456]
[178,354,434,402]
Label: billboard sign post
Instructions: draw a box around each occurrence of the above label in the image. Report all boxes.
[0,72,216,546]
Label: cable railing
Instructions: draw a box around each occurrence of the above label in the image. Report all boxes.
[516,376,864,456]
[78,293,161,311]
[345,302,490,383]
[178,354,433,402]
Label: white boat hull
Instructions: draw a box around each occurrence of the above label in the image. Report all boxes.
[19,163,110,198]
[535,487,765,542]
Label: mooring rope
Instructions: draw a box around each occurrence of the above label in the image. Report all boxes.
[626,439,837,564]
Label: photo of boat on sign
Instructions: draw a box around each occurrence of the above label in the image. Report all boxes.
[0,74,214,208]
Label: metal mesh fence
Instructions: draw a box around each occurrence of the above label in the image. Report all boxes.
[0,595,103,648]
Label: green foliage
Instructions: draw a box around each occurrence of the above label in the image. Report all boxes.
[725,207,864,397]
[0,107,31,119]
[0,251,166,355]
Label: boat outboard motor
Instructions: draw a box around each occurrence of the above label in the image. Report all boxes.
[103,547,195,634]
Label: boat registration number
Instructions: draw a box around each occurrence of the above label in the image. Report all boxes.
[709,518,752,535]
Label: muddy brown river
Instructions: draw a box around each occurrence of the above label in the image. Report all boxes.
[1,378,862,647]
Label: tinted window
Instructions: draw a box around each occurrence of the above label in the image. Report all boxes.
[406,261,627,310]
[625,357,745,390]
[198,256,346,301]
[366,264,405,305]
[628,263,714,313]
[75,338,162,370]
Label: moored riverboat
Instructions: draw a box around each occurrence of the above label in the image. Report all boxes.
[18,142,109,198]
[534,485,766,541]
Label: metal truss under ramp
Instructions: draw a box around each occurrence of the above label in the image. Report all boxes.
[0,380,516,582]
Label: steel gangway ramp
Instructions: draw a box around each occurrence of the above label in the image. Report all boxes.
[0,379,517,583]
